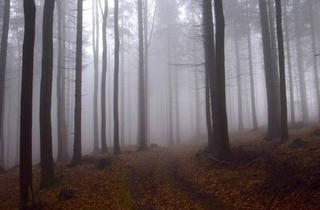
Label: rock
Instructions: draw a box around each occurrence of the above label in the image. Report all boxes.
[96,158,113,169]
[289,138,309,149]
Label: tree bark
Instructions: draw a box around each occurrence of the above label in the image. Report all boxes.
[114,0,121,155]
[72,0,83,165]
[0,0,10,169]
[40,0,55,187]
[20,0,36,208]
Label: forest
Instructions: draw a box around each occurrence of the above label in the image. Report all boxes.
[0,0,320,209]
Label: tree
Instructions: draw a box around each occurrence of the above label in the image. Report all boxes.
[72,0,83,165]
[56,0,69,161]
[114,0,121,155]
[20,0,36,208]
[40,0,55,187]
[92,0,100,153]
[258,0,281,138]
[212,0,230,159]
[101,0,108,153]
[275,0,288,142]
[138,0,147,150]
[0,0,10,170]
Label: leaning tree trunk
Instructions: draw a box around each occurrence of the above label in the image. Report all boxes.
[212,0,230,159]
[40,0,55,187]
[56,0,69,162]
[0,0,11,169]
[114,0,121,155]
[72,0,83,165]
[138,0,147,150]
[20,0,36,208]
[101,0,108,153]
[275,0,288,142]
[258,0,281,138]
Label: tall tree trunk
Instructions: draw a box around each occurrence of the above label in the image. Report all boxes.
[144,0,150,145]
[120,15,125,147]
[40,0,55,187]
[0,0,10,169]
[101,0,108,153]
[258,0,281,138]
[92,0,99,153]
[20,0,36,208]
[212,0,230,159]
[72,0,83,165]
[234,23,243,131]
[308,0,320,121]
[246,0,258,130]
[267,0,279,76]
[56,0,68,162]
[167,31,174,146]
[293,0,308,123]
[283,0,295,124]
[202,0,215,148]
[174,54,180,144]
[114,0,121,155]
[275,0,288,142]
[138,0,147,150]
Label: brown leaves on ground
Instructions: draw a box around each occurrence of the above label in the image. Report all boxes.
[0,126,320,209]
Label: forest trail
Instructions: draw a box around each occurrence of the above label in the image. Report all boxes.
[128,148,230,210]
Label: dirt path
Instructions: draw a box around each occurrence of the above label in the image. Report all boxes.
[128,149,230,210]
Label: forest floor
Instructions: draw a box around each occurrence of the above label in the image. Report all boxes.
[1,125,320,210]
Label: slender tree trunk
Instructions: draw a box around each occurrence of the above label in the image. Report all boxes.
[40,0,55,187]
[138,0,147,150]
[144,0,150,145]
[92,0,99,153]
[308,0,320,121]
[0,0,10,169]
[212,0,230,159]
[234,23,243,131]
[167,31,174,146]
[246,0,258,130]
[57,0,68,162]
[120,16,125,147]
[293,0,308,123]
[101,0,108,153]
[284,0,295,124]
[114,0,121,155]
[258,0,281,138]
[20,0,36,208]
[174,54,180,144]
[72,0,83,165]
[275,0,288,142]
[202,0,215,148]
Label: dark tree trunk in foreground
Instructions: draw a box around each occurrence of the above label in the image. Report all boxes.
[275,0,288,142]
[138,0,147,150]
[101,0,108,153]
[0,0,10,169]
[56,0,68,161]
[211,0,230,159]
[258,0,281,138]
[283,0,295,124]
[92,0,99,153]
[246,0,258,130]
[40,0,55,187]
[114,0,121,155]
[202,0,215,148]
[20,0,36,208]
[72,0,83,165]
